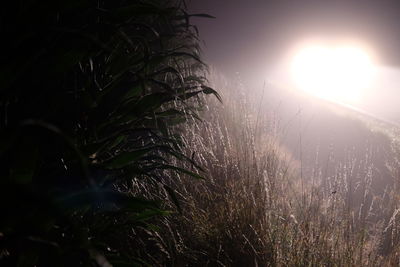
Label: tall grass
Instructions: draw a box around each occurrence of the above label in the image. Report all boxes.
[0,0,218,265]
[148,71,400,266]
[3,0,400,265]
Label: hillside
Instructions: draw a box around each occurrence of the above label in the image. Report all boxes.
[261,83,399,195]
[147,73,400,266]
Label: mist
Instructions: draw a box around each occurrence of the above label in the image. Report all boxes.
[4,0,400,265]
[185,0,400,264]
[189,0,400,125]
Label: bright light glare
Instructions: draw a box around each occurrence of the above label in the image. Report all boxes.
[291,45,374,103]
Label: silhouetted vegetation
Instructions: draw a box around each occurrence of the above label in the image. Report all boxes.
[0,0,218,265]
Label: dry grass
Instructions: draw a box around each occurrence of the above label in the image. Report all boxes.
[141,71,400,266]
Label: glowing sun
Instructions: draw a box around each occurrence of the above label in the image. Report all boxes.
[291,44,374,103]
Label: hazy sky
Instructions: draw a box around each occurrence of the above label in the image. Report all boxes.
[188,0,400,71]
[188,0,400,123]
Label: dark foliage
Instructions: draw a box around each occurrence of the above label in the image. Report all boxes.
[0,0,218,265]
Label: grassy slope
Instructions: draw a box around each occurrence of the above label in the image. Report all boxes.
[153,72,400,266]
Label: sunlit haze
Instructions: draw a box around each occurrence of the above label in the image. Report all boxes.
[290,44,375,104]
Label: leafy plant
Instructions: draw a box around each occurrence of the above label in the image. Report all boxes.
[0,0,218,265]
